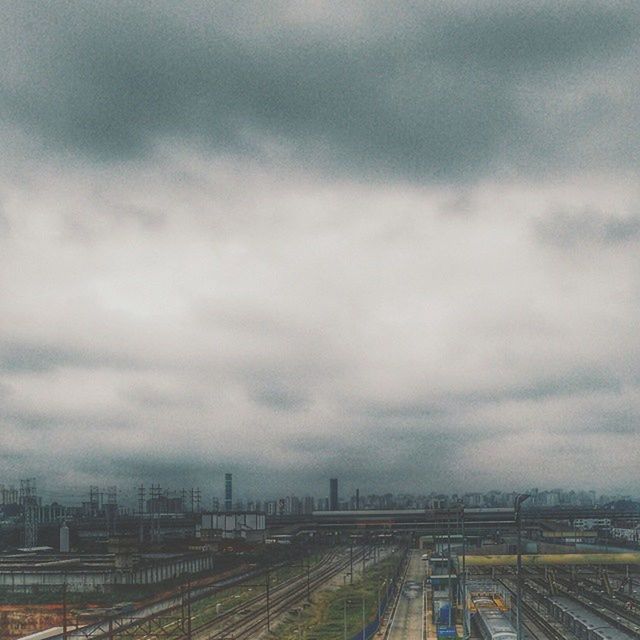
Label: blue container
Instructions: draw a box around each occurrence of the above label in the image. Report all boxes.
[437,625,457,638]
[437,603,452,626]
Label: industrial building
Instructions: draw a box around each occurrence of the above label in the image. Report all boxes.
[199,511,266,542]
[0,547,216,593]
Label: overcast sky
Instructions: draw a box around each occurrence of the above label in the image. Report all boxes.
[1,1,639,502]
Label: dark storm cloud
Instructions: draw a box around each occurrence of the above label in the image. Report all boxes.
[360,369,621,416]
[0,202,10,235]
[0,408,132,432]
[60,425,469,498]
[77,454,217,488]
[479,369,622,403]
[2,2,640,497]
[360,402,443,420]
[281,426,481,492]
[578,410,640,436]
[0,340,140,373]
[248,383,309,411]
[536,209,640,247]
[2,1,638,179]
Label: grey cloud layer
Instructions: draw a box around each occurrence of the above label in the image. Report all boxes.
[1,159,639,495]
[1,2,640,497]
[2,1,639,179]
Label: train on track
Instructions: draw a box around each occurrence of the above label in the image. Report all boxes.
[547,596,638,640]
[472,595,517,640]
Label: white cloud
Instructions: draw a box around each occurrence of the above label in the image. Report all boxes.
[1,150,639,495]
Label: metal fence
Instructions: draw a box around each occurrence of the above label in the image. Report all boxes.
[349,549,408,640]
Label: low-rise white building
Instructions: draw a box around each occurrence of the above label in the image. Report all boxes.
[610,526,640,543]
[574,518,611,530]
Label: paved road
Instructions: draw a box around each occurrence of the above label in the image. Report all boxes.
[388,551,425,640]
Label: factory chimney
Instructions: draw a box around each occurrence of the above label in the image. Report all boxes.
[225,473,233,512]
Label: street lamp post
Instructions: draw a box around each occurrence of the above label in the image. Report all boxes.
[61,581,68,640]
[344,598,348,640]
[447,516,452,627]
[377,579,387,624]
[350,543,354,585]
[457,501,467,639]
[514,494,531,640]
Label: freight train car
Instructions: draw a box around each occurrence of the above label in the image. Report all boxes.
[548,596,636,640]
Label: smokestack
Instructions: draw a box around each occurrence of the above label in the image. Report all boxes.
[225,473,233,512]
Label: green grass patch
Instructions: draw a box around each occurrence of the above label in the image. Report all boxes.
[273,550,404,640]
[183,551,327,628]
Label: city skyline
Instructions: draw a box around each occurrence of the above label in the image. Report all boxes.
[1,476,637,514]
[1,3,640,495]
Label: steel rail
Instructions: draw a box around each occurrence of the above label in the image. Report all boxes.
[206,547,375,639]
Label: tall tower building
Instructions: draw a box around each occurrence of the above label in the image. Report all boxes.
[329,478,338,511]
[225,473,233,512]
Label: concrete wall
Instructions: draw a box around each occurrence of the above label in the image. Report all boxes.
[0,554,216,592]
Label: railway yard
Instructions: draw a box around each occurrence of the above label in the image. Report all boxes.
[9,506,640,640]
[458,562,640,640]
[12,545,640,640]
[18,546,406,640]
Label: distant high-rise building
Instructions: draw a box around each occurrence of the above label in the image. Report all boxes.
[59,522,70,553]
[330,478,338,511]
[302,496,315,514]
[225,474,232,512]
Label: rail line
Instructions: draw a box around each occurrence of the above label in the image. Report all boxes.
[196,546,378,639]
[524,567,640,636]
[61,550,340,640]
[494,577,569,640]
[188,550,341,636]
[382,550,412,640]
[552,565,640,611]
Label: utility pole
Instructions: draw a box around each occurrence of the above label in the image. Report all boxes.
[265,568,271,631]
[186,575,192,640]
[461,502,467,639]
[150,484,161,543]
[61,582,68,640]
[180,584,186,632]
[137,484,145,544]
[515,494,531,640]
[20,478,38,547]
[343,599,348,640]
[447,517,452,627]
[350,543,354,585]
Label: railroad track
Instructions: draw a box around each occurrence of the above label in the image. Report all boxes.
[495,577,569,640]
[552,565,640,610]
[186,550,342,634]
[524,567,640,637]
[190,548,347,637]
[71,550,342,640]
[195,546,383,639]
